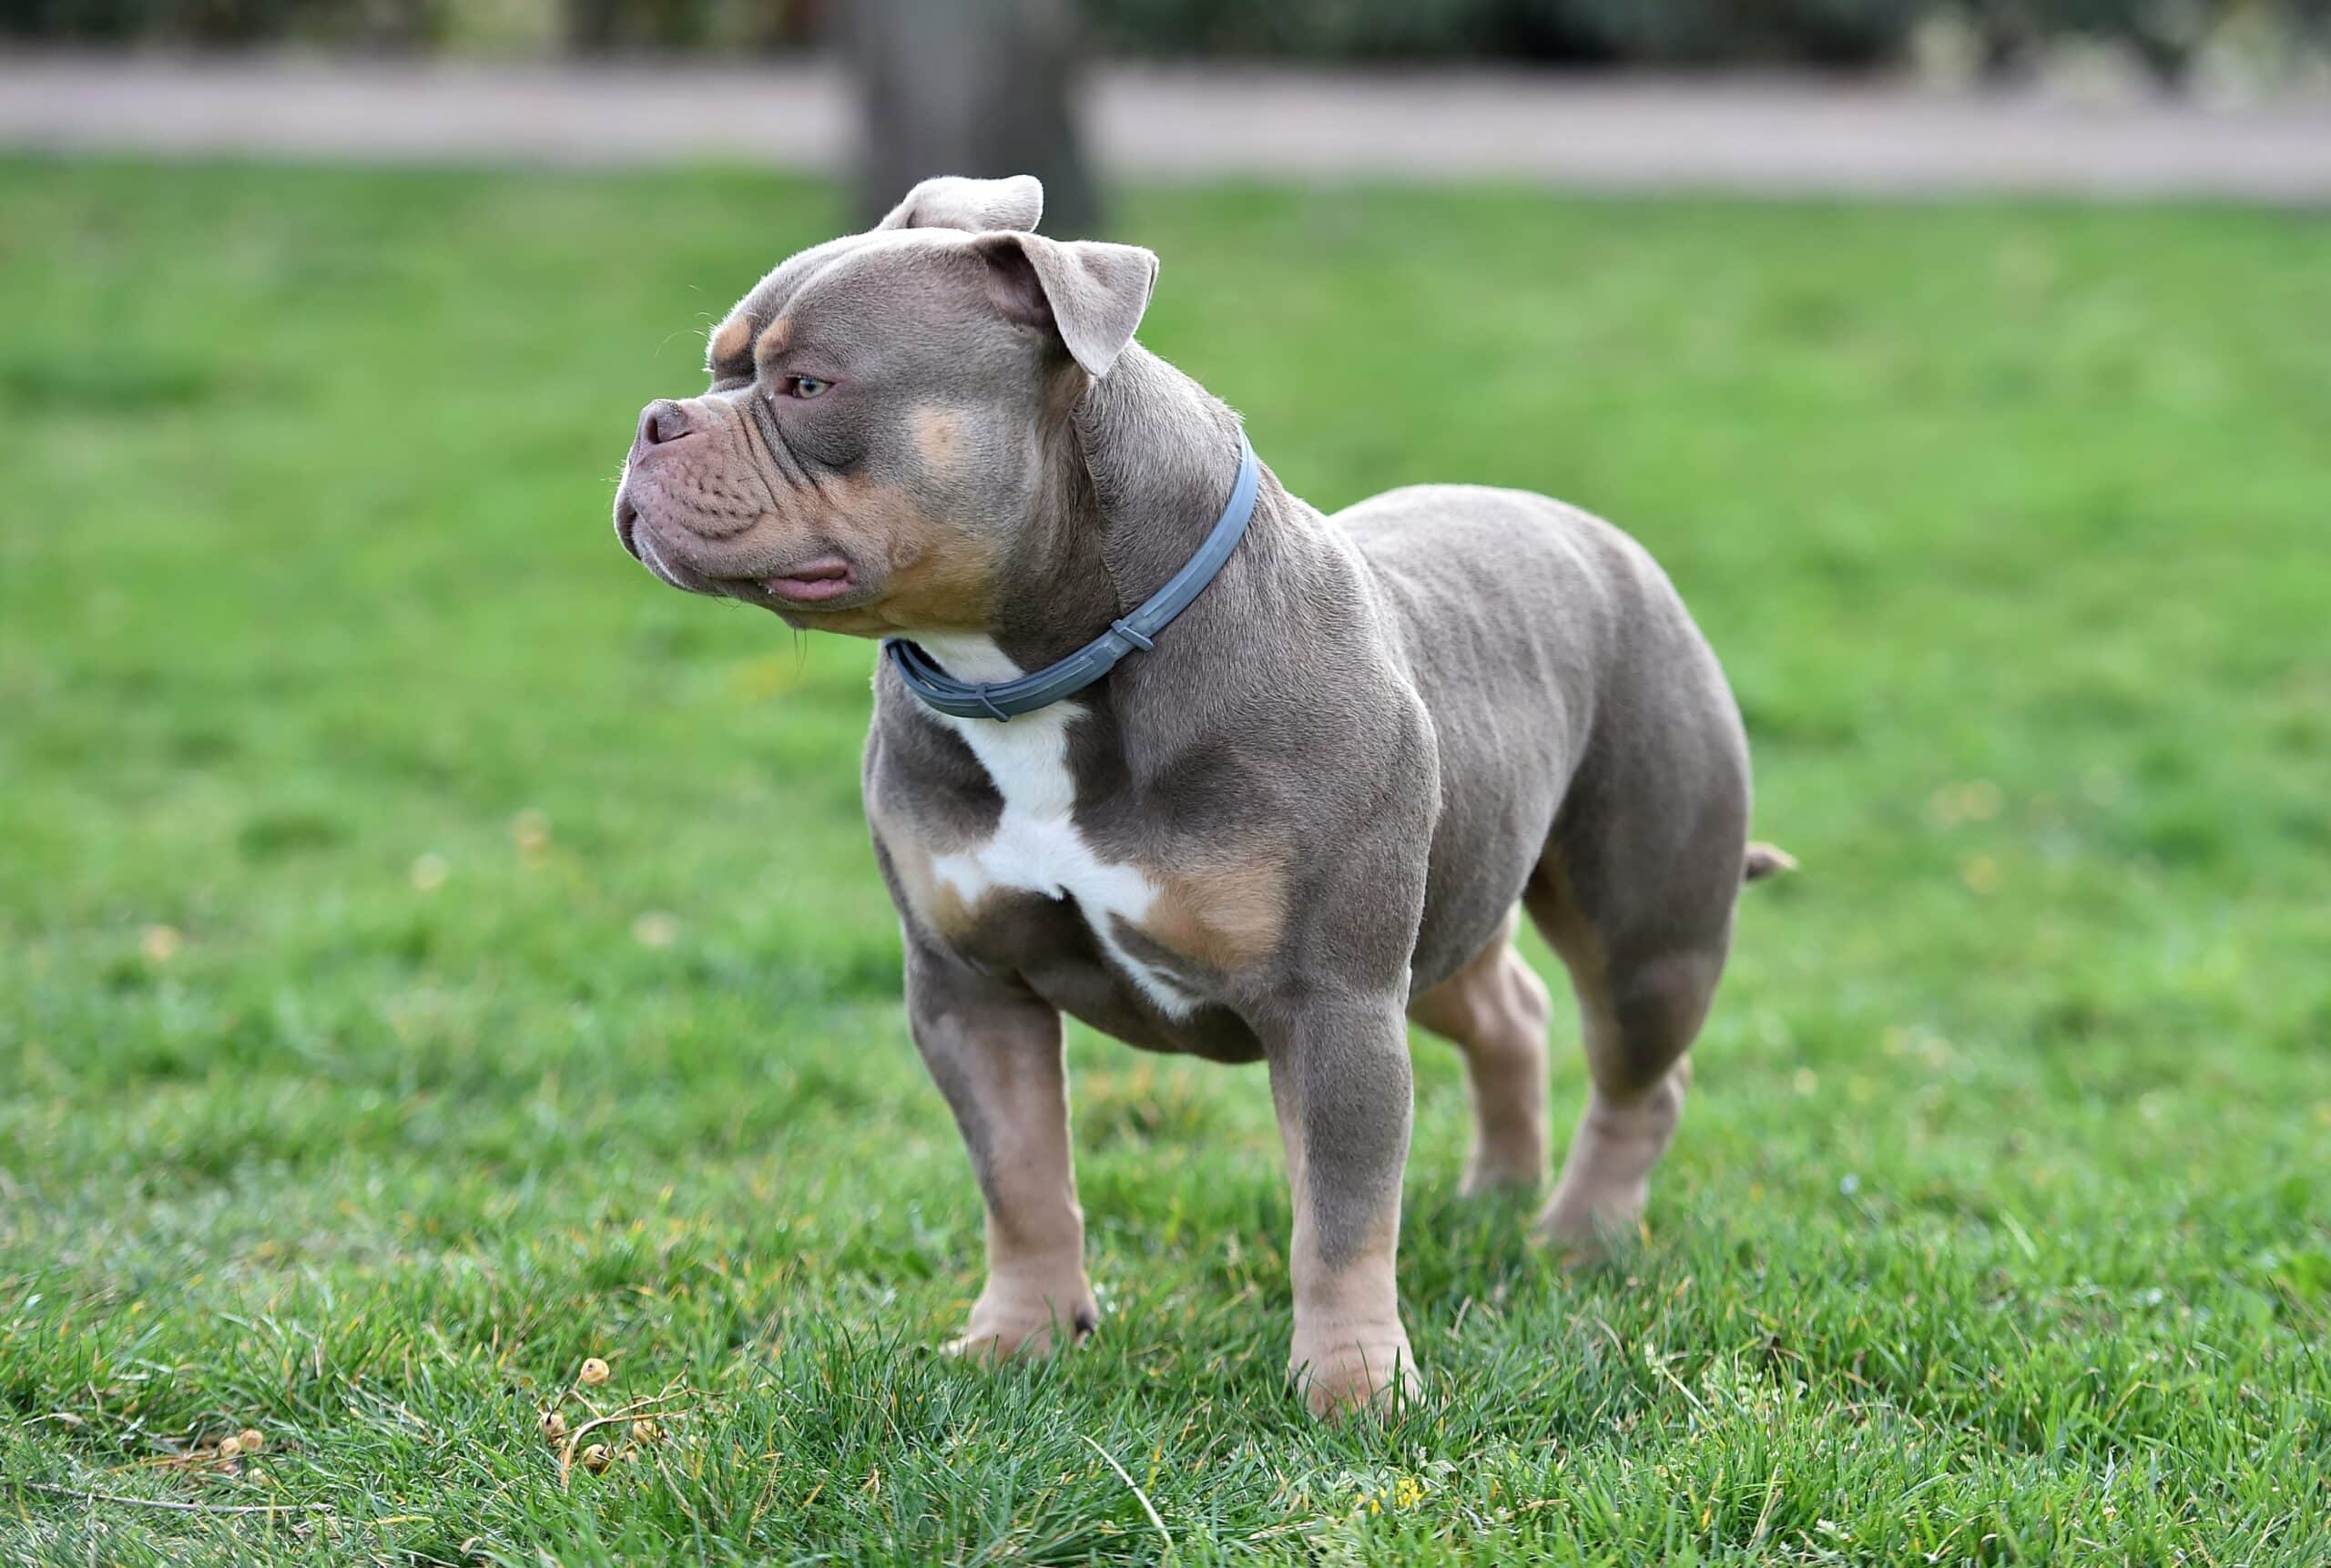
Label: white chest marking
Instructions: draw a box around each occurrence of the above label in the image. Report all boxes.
[912,633,1199,1019]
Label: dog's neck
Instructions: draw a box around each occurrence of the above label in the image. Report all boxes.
[1077,346,1252,612]
[964,345,1257,679]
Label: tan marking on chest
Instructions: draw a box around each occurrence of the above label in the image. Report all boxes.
[874,809,988,945]
[1142,854,1288,972]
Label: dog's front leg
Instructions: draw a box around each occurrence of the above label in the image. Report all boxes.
[1267,996,1421,1419]
[906,942,1096,1361]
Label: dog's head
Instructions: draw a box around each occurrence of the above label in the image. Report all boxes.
[611,175,1156,637]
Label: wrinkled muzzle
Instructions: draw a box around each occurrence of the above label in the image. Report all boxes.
[611,395,871,614]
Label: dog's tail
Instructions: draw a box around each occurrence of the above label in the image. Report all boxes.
[1743,841,1797,884]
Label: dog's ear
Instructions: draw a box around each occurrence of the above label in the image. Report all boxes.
[972,231,1158,380]
[876,174,1045,234]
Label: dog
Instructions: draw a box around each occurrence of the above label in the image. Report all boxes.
[611,175,1789,1419]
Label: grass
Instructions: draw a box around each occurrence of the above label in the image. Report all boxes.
[1,158,2327,1564]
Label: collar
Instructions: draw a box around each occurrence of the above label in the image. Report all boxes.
[882,429,1260,722]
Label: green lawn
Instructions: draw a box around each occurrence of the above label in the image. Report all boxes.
[2,159,2327,1564]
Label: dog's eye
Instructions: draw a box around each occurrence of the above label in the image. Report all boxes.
[782,376,832,401]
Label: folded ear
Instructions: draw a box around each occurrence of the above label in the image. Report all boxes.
[876,174,1045,234]
[973,231,1158,380]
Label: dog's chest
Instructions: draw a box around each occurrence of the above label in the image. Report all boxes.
[908,639,1203,1019]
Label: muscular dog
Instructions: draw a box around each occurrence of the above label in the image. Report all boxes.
[611,175,1788,1418]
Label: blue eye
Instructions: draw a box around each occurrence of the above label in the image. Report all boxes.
[785,376,831,400]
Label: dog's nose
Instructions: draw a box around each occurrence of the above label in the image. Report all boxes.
[634,399,695,453]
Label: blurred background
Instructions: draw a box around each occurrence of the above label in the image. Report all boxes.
[3,3,2328,1561]
[6,0,2331,222]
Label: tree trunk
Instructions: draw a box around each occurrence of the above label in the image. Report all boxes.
[840,0,1100,238]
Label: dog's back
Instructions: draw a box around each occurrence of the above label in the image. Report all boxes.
[1334,484,1754,991]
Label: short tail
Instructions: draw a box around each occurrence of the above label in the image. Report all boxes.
[1743,841,1797,883]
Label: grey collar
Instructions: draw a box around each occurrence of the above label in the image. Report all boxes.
[883,429,1260,722]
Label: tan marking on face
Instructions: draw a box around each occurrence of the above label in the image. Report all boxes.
[754,315,793,360]
[793,473,997,637]
[707,315,753,372]
[652,399,992,636]
[1144,854,1288,972]
[911,406,966,475]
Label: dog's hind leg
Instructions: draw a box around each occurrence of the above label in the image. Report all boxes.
[1522,744,1748,1259]
[1407,910,1552,1196]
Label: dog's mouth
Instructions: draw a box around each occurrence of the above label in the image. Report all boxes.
[616,484,866,609]
[757,557,855,606]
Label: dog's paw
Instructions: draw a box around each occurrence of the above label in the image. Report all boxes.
[1532,1179,1648,1268]
[1458,1153,1546,1201]
[1288,1329,1422,1420]
[944,1285,1098,1364]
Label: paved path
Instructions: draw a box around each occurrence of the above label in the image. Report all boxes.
[5,52,2328,201]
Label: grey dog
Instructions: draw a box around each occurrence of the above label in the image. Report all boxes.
[611,175,1789,1419]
